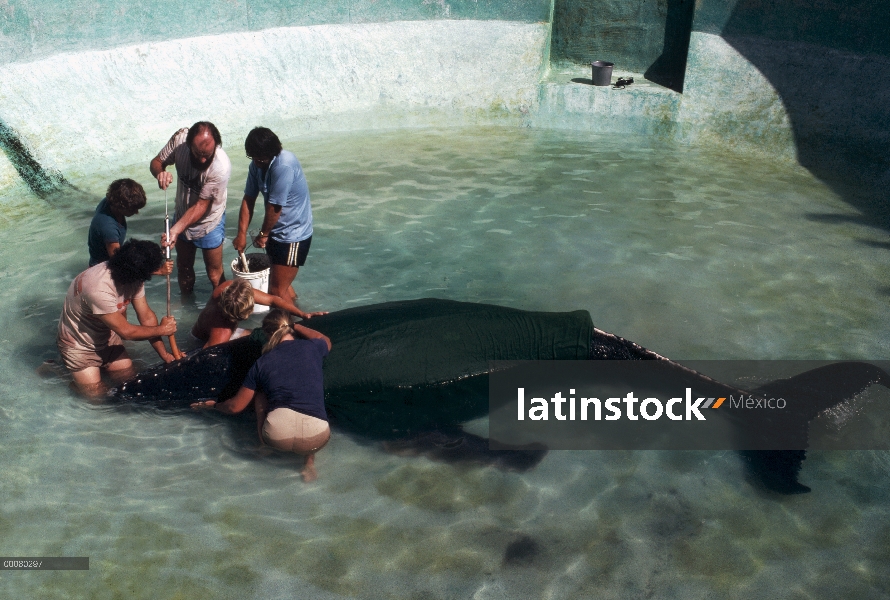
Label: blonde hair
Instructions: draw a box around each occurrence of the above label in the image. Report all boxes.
[261,308,292,354]
[219,280,255,322]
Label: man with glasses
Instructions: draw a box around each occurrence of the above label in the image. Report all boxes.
[233,127,315,307]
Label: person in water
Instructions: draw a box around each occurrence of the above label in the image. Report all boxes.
[190,279,327,348]
[58,239,177,398]
[232,127,315,306]
[191,309,332,482]
[87,178,146,266]
[150,121,231,294]
[87,178,173,277]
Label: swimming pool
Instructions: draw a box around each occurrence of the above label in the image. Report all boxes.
[1,126,888,598]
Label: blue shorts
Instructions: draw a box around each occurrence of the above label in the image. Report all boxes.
[177,213,226,250]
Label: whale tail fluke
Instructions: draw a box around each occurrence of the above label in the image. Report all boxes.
[742,361,890,494]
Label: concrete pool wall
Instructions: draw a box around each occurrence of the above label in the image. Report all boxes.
[0,0,887,210]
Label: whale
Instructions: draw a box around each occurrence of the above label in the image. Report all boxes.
[112,298,890,494]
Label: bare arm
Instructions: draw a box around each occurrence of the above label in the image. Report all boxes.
[150,156,174,190]
[252,288,328,320]
[131,295,176,362]
[163,197,212,247]
[252,202,283,249]
[105,241,121,259]
[233,194,258,253]
[97,303,175,343]
[253,391,269,443]
[191,385,255,415]
[292,323,332,352]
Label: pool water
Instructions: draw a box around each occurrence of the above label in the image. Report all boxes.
[0,126,888,598]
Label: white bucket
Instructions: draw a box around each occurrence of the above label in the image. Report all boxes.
[231,253,271,314]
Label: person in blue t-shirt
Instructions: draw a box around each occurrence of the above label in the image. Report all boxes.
[87,179,147,266]
[191,309,332,482]
[233,127,316,308]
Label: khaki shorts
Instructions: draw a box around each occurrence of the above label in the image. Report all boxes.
[57,338,128,373]
[262,408,331,454]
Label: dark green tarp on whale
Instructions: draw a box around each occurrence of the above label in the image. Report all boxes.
[115,298,594,438]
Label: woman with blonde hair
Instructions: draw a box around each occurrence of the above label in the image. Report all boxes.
[190,279,326,348]
[191,309,332,481]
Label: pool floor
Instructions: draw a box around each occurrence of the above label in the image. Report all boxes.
[0,126,888,598]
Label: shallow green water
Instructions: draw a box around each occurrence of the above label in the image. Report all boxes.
[0,127,888,598]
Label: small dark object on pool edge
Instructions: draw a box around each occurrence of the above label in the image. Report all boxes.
[613,77,634,89]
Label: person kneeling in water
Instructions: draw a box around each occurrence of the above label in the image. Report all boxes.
[191,309,332,482]
[191,279,327,348]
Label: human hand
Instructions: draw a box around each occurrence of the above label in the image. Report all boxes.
[160,232,177,248]
[157,171,173,190]
[152,260,174,276]
[160,350,175,363]
[191,399,217,410]
[252,232,268,249]
[232,232,247,253]
[302,311,329,319]
[159,316,177,335]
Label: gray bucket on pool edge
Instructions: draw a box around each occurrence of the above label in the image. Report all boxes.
[591,61,614,86]
[231,253,271,314]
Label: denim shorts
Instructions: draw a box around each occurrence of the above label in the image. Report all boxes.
[178,213,226,250]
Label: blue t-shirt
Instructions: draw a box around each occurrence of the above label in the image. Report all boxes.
[242,338,329,421]
[243,150,313,243]
[87,198,127,266]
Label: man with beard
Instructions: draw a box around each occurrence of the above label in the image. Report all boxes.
[150,121,232,294]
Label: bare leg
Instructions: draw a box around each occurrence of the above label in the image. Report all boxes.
[301,453,318,482]
[174,237,197,294]
[201,244,226,289]
[70,367,106,400]
[106,357,136,384]
[269,264,299,305]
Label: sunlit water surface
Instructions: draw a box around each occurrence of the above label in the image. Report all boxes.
[1,127,888,598]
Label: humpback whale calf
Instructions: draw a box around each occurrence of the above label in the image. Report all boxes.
[112,298,890,494]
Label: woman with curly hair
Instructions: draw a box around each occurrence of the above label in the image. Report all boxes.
[58,239,177,398]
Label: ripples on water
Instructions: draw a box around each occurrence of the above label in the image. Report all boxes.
[1,127,888,598]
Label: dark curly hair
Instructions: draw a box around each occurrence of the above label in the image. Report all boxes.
[244,127,282,160]
[186,121,222,148]
[107,239,164,286]
[106,178,147,214]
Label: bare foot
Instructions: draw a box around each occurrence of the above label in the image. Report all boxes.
[300,454,317,482]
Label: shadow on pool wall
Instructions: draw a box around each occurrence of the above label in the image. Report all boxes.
[549,0,890,228]
[698,0,890,229]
